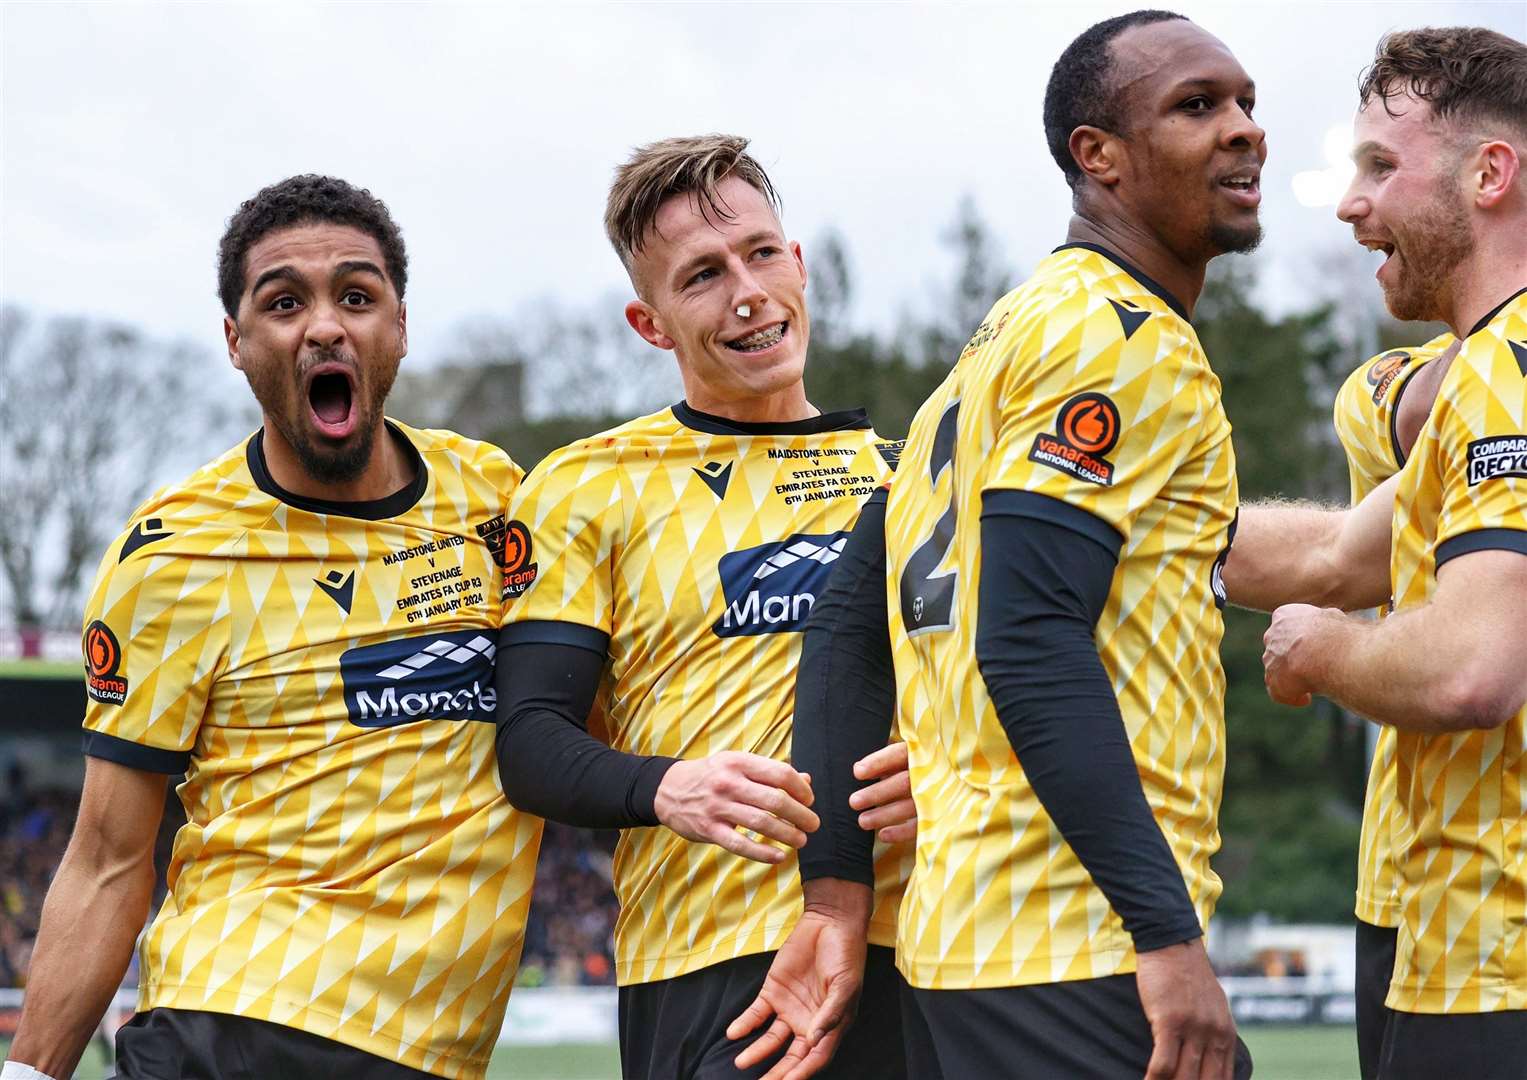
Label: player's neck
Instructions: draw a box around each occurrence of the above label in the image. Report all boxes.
[260,418,416,504]
[1445,231,1527,337]
[1064,214,1205,319]
[681,381,819,426]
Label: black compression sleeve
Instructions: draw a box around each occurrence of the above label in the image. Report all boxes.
[795,489,894,888]
[975,491,1203,953]
[494,634,678,829]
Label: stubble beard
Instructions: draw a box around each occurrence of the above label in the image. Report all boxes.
[1382,176,1473,323]
[243,346,399,486]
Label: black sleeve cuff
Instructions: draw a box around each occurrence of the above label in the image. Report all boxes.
[500,619,611,655]
[1436,527,1527,568]
[81,729,189,774]
[627,755,681,826]
[982,489,1124,558]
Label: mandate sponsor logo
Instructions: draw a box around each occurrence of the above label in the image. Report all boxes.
[714,532,849,638]
[1027,392,1121,487]
[1466,435,1527,486]
[83,620,128,706]
[339,629,497,727]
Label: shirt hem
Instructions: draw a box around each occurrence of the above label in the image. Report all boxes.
[1385,979,1527,1014]
[139,983,492,1080]
[1353,893,1400,928]
[615,920,796,986]
[895,945,1135,990]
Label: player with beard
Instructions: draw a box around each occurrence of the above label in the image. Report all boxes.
[491,136,912,1080]
[1329,329,1458,1080]
[5,176,545,1080]
[1221,27,1527,1080]
[729,11,1260,1079]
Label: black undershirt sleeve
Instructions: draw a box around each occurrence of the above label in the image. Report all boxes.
[976,490,1203,953]
[494,628,678,829]
[794,488,894,888]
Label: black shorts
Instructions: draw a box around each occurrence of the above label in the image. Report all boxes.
[1355,919,1398,1080]
[113,1007,437,1079]
[903,972,1254,1080]
[1377,1007,1527,1080]
[618,943,906,1080]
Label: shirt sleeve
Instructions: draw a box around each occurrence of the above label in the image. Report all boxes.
[982,314,1216,546]
[1432,358,1527,568]
[499,444,620,641]
[80,526,227,774]
[794,489,895,888]
[975,494,1203,951]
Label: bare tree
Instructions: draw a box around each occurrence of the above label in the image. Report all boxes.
[0,305,238,629]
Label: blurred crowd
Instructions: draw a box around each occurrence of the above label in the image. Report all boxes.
[0,768,622,990]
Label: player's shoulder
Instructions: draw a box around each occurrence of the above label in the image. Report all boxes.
[533,408,680,473]
[89,436,266,599]
[393,419,523,488]
[992,245,1200,369]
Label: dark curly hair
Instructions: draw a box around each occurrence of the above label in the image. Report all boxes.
[216,175,408,317]
[1358,27,1527,138]
[1043,10,1188,190]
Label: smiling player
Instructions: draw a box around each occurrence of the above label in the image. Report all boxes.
[491,136,911,1080]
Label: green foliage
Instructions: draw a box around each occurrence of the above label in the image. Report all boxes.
[1198,258,1367,921]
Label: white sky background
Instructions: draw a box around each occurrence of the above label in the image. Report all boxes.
[3,0,1524,406]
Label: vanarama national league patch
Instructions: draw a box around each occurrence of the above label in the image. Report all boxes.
[1027,392,1122,486]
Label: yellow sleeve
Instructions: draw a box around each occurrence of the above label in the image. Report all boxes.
[499,445,621,640]
[983,307,1216,543]
[80,526,227,772]
[1432,359,1527,567]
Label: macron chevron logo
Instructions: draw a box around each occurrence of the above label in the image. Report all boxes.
[750,537,847,581]
[375,634,495,680]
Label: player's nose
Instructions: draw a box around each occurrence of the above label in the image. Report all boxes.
[304,300,347,351]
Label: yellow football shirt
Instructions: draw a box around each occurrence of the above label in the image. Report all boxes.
[499,403,908,985]
[1387,289,1527,1013]
[885,244,1238,990]
[1333,333,1453,929]
[81,421,544,1079]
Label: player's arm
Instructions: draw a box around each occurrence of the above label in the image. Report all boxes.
[493,630,819,863]
[1220,475,1397,613]
[1263,547,1527,730]
[8,758,168,1079]
[1392,340,1460,459]
[730,489,894,1080]
[976,494,1234,1080]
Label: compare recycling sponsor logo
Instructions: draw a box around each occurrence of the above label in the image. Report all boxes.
[339,628,497,727]
[1466,435,1527,486]
[714,532,850,638]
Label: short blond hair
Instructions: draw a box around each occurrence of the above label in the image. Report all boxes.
[603,134,782,278]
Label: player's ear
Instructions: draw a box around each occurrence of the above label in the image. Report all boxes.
[225,314,245,372]
[1070,125,1122,188]
[396,299,409,359]
[789,240,807,288]
[1472,139,1520,210]
[626,300,675,351]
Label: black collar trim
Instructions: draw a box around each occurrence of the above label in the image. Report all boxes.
[672,401,871,436]
[1467,285,1527,338]
[246,421,427,520]
[1053,242,1192,323]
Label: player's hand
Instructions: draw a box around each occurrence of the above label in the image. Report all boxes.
[726,880,871,1080]
[1262,603,1341,707]
[849,741,916,844]
[1136,938,1237,1080]
[653,751,818,864]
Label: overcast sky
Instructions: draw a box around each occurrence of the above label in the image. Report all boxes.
[4,1,1524,388]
